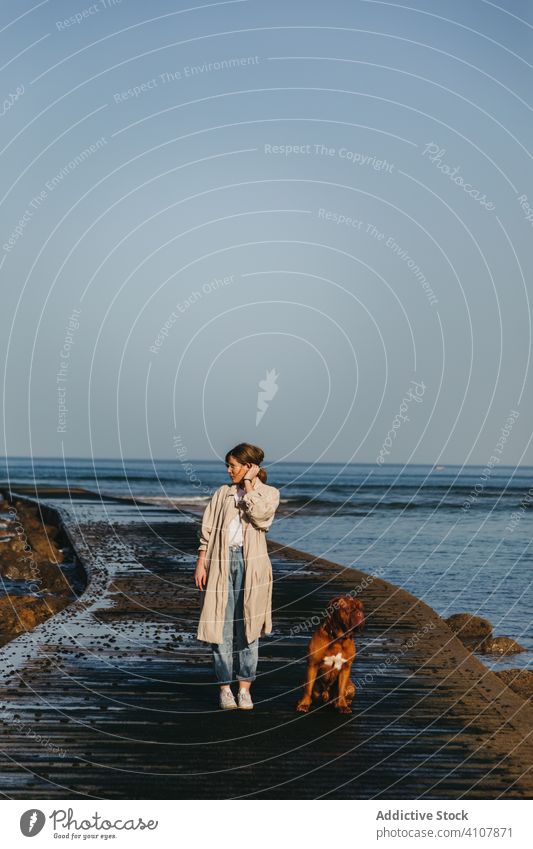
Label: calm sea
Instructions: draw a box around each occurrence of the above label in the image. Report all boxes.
[1,458,531,670]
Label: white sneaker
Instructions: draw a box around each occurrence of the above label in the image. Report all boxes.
[238,689,254,710]
[219,688,237,710]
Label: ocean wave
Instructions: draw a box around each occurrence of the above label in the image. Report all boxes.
[133,495,211,502]
[276,495,517,513]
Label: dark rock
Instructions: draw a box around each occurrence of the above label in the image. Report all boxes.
[479,636,526,655]
[38,562,74,595]
[43,523,59,539]
[0,595,71,639]
[445,613,492,649]
[0,538,39,580]
[495,669,533,701]
[0,502,64,579]
[25,532,64,564]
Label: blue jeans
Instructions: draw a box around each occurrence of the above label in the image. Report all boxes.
[211,547,259,684]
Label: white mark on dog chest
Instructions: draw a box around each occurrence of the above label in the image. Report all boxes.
[323,653,347,671]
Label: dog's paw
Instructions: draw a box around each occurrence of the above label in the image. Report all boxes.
[337,704,352,714]
[296,701,310,712]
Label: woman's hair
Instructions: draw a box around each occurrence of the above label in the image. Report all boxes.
[225,442,268,483]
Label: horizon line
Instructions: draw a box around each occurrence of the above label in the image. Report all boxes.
[1,456,532,470]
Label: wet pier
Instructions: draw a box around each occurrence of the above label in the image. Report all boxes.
[0,486,532,799]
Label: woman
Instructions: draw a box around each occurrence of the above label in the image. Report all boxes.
[194,443,280,710]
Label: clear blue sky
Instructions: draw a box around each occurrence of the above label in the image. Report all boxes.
[1,0,532,466]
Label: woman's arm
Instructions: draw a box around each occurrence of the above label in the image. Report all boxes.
[240,487,280,531]
[195,490,219,589]
[197,489,218,551]
[195,549,207,590]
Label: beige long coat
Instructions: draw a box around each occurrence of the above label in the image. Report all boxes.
[196,478,280,644]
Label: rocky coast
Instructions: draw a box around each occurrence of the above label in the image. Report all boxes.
[0,495,84,647]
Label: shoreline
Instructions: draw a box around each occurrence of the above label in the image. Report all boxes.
[0,492,86,648]
[0,484,531,798]
[1,483,530,689]
[113,491,532,672]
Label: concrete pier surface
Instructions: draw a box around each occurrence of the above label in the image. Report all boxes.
[0,485,532,799]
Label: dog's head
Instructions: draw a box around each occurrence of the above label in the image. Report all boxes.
[324,595,365,637]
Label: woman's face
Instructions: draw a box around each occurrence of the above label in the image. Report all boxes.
[226,455,248,485]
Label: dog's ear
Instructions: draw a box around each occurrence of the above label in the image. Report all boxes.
[327,595,346,613]
[348,596,365,628]
[324,596,346,636]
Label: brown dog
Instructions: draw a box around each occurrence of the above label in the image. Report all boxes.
[296,595,365,714]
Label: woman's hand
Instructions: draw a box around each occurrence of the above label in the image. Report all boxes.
[243,463,260,481]
[195,552,208,590]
